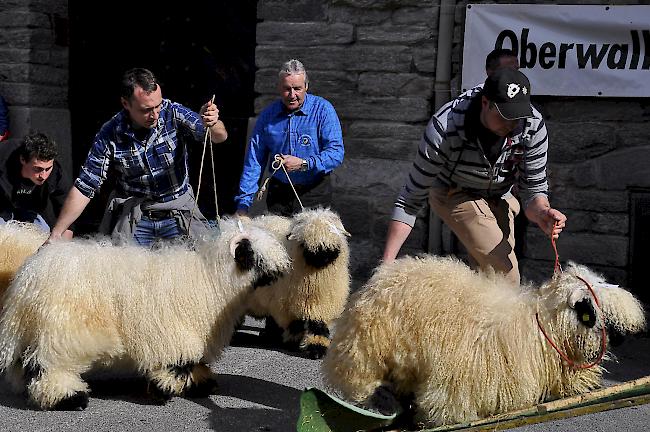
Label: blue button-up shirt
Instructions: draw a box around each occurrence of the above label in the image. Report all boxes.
[235,93,344,210]
[75,99,206,203]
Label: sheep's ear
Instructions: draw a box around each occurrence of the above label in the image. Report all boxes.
[573,297,597,328]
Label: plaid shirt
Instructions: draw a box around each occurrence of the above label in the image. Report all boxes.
[75,99,206,202]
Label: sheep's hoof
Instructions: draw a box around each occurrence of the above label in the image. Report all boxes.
[366,385,401,416]
[304,344,327,360]
[185,378,219,398]
[148,383,174,405]
[51,391,89,411]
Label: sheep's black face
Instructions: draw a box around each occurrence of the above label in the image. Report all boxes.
[234,238,256,271]
[574,298,597,328]
[302,244,340,268]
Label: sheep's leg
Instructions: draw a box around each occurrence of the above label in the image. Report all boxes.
[259,316,284,346]
[147,362,218,403]
[282,318,331,359]
[26,362,89,410]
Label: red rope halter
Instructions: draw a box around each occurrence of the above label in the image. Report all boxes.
[536,222,607,369]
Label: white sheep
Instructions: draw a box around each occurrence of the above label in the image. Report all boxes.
[0,221,46,299]
[322,255,646,427]
[247,208,351,359]
[0,217,291,410]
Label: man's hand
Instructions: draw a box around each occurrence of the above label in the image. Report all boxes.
[280,154,304,172]
[524,196,567,240]
[200,100,220,127]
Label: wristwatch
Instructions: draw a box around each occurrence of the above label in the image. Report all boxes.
[300,159,309,172]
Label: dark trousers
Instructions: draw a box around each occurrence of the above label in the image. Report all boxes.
[266,175,332,217]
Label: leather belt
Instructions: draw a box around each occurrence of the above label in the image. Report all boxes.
[142,210,175,220]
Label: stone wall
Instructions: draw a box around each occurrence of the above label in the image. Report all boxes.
[0,0,72,176]
[255,0,439,284]
[255,0,650,289]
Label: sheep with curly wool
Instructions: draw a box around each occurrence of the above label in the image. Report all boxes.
[247,208,351,359]
[322,255,645,427]
[0,221,46,299]
[0,217,291,410]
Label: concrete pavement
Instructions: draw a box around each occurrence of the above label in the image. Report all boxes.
[1,318,650,432]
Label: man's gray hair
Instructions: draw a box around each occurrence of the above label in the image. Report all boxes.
[278,59,309,86]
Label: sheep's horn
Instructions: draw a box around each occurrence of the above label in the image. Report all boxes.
[230,233,249,258]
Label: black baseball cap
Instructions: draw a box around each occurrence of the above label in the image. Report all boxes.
[483,69,533,120]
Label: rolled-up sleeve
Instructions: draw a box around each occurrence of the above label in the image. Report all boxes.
[74,129,113,199]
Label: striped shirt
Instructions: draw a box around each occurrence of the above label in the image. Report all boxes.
[75,99,206,203]
[393,86,549,227]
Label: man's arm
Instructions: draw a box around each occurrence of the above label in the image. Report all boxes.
[305,100,343,174]
[524,195,566,239]
[199,100,227,143]
[382,220,414,263]
[47,186,91,242]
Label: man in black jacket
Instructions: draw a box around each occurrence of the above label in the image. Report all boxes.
[0,133,71,235]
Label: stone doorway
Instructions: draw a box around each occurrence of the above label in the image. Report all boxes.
[68,1,257,232]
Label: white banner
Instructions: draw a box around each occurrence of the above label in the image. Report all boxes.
[462,4,650,97]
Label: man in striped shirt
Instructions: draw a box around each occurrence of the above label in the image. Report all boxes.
[383,69,566,285]
[46,68,228,246]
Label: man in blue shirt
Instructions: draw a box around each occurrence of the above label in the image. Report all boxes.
[235,59,344,216]
[47,68,228,246]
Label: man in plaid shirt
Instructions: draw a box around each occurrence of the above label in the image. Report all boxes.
[47,68,228,246]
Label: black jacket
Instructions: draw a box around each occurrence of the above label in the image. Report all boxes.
[0,141,70,228]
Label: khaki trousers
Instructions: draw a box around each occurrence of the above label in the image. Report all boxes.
[428,187,521,285]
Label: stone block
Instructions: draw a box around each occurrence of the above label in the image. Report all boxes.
[524,231,627,267]
[257,22,353,46]
[328,5,388,24]
[617,122,650,148]
[0,28,31,49]
[562,210,628,236]
[551,186,628,213]
[327,95,431,122]
[358,72,433,97]
[256,45,413,73]
[334,157,411,197]
[254,95,277,115]
[258,0,327,21]
[331,0,433,8]
[1,83,67,108]
[348,120,423,141]
[412,42,437,73]
[30,65,68,85]
[357,24,433,45]
[330,193,372,237]
[348,238,383,283]
[546,121,617,163]
[0,63,29,82]
[591,147,650,191]
[392,6,439,26]
[345,137,418,161]
[0,11,49,27]
[254,68,358,95]
[544,99,646,122]
[46,47,68,68]
[0,48,30,63]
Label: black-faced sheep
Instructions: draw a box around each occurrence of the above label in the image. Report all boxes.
[0,221,46,299]
[247,208,351,359]
[322,255,646,427]
[0,217,291,410]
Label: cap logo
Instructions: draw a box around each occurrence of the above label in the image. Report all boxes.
[506,83,521,98]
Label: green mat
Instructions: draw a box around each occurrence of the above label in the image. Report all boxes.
[297,387,398,432]
[297,376,650,432]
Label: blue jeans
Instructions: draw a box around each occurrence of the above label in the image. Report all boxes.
[133,216,184,247]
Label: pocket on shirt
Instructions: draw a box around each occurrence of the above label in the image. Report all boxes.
[154,141,175,167]
[114,151,142,173]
